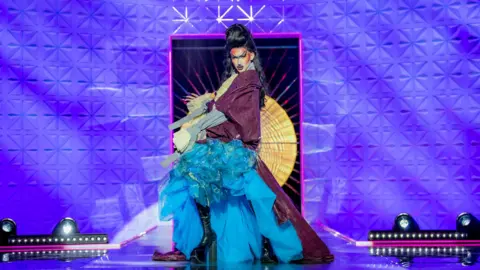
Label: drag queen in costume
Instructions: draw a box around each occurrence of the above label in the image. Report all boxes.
[153,24,334,264]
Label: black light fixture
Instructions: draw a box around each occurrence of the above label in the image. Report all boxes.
[0,219,17,245]
[52,218,80,237]
[456,213,480,240]
[1,219,16,235]
[368,213,470,241]
[2,217,108,247]
[393,213,420,233]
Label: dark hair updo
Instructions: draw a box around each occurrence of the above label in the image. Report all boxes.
[221,24,268,108]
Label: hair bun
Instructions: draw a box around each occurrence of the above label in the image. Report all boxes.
[225,24,252,49]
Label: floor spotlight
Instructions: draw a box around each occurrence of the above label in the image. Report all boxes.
[393,213,420,233]
[52,218,80,237]
[0,219,17,245]
[1,219,16,235]
[456,213,480,239]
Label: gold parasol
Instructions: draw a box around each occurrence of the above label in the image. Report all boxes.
[258,96,297,186]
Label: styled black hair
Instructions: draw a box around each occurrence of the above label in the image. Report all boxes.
[221,24,268,108]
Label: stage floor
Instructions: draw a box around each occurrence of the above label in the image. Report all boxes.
[1,225,478,269]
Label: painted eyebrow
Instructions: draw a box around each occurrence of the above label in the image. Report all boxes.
[231,51,247,58]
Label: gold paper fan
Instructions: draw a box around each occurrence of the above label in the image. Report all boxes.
[258,96,297,186]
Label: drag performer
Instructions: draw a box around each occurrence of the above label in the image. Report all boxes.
[153,24,334,264]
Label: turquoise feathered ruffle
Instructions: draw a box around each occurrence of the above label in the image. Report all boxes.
[166,139,257,207]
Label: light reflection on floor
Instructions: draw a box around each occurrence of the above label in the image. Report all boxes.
[1,225,479,269]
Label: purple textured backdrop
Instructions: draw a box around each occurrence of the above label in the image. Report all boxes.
[1,0,479,242]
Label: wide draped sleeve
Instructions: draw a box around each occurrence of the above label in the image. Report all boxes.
[223,85,261,150]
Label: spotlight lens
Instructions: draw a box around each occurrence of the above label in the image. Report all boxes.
[1,222,13,233]
[62,223,73,235]
[399,219,409,229]
[462,218,471,227]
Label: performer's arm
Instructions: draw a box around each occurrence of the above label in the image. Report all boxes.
[186,92,214,112]
[180,93,214,130]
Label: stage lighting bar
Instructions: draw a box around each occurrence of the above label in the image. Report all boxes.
[368,213,480,241]
[0,217,110,248]
[368,230,468,241]
[7,234,108,246]
[369,246,470,257]
[1,249,108,262]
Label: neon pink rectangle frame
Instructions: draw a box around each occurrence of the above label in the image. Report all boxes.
[168,33,305,216]
[168,32,305,216]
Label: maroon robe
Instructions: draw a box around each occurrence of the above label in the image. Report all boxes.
[205,70,334,263]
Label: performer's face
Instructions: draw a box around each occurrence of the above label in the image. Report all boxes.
[230,47,255,73]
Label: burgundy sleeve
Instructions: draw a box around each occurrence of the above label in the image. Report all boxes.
[225,85,261,150]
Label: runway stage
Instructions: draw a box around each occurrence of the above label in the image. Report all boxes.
[1,225,479,270]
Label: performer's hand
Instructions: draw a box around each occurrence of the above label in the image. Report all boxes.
[182,93,199,104]
[184,92,214,112]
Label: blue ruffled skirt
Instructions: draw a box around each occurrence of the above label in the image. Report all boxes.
[158,139,303,263]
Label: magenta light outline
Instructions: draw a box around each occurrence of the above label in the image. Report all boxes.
[0,244,121,252]
[170,33,302,40]
[119,225,158,248]
[169,34,174,168]
[298,33,305,218]
[168,34,175,251]
[356,240,480,248]
[316,223,356,244]
[169,32,305,216]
